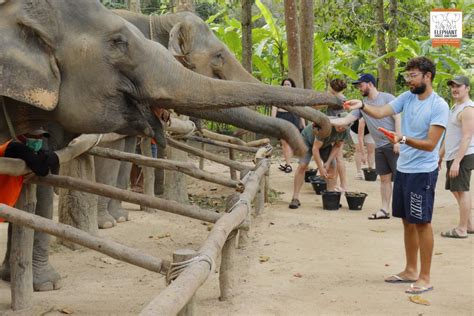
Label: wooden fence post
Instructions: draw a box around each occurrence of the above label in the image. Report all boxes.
[219,230,237,301]
[171,249,198,316]
[228,148,237,180]
[199,142,205,170]
[140,137,154,212]
[10,184,36,311]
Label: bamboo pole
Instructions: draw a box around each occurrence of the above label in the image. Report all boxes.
[228,148,237,180]
[88,147,243,191]
[140,137,154,212]
[201,129,246,145]
[0,204,169,275]
[245,138,271,147]
[184,136,258,153]
[199,142,205,170]
[140,160,269,316]
[166,137,250,172]
[10,184,35,311]
[26,175,221,223]
[0,133,127,177]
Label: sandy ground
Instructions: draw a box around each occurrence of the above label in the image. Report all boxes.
[0,155,473,315]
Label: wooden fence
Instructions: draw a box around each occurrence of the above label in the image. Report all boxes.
[0,130,271,314]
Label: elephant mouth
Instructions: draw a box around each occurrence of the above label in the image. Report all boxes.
[123,94,155,137]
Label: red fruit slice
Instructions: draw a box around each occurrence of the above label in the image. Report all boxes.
[378,127,395,141]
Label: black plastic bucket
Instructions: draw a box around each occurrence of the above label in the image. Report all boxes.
[322,191,341,210]
[362,168,377,181]
[345,192,368,210]
[304,169,318,182]
[310,177,327,195]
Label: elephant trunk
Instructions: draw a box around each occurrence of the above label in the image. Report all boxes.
[176,107,308,157]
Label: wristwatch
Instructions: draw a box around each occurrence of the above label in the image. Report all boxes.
[399,135,407,144]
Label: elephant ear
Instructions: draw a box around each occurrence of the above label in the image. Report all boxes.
[0,0,60,111]
[168,22,194,62]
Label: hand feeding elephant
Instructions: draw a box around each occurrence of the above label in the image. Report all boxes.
[0,0,341,292]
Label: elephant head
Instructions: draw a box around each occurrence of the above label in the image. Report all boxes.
[1,1,340,155]
[113,9,337,149]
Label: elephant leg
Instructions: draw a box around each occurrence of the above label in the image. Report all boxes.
[33,185,61,291]
[95,152,120,229]
[0,223,12,281]
[107,136,136,221]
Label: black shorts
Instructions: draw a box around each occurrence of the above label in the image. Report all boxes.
[375,144,398,176]
[392,169,439,224]
[276,111,301,130]
[445,153,474,192]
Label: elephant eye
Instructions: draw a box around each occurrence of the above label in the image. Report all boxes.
[211,52,224,67]
[109,35,128,51]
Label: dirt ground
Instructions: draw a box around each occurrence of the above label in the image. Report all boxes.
[0,154,473,315]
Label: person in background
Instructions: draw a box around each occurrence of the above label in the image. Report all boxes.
[289,117,350,209]
[331,73,399,220]
[351,116,375,179]
[345,57,449,294]
[271,78,305,173]
[0,129,59,222]
[439,75,474,238]
[327,78,349,191]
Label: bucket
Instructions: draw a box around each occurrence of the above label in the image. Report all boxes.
[345,192,368,210]
[362,168,377,181]
[310,177,327,195]
[322,191,341,210]
[304,169,318,183]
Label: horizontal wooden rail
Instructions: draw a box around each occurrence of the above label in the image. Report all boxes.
[184,135,259,153]
[26,174,222,223]
[0,204,170,275]
[166,137,250,172]
[88,147,244,192]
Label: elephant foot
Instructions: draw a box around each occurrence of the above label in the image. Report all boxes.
[33,263,62,291]
[0,261,10,282]
[98,211,117,229]
[108,208,129,223]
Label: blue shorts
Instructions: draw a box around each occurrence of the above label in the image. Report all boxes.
[392,169,438,224]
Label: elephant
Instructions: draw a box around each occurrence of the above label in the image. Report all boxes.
[0,0,341,292]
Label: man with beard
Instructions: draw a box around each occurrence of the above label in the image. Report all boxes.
[330,73,400,220]
[345,57,449,294]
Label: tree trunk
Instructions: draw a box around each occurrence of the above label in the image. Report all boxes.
[299,0,314,89]
[376,0,389,91]
[386,0,398,95]
[284,0,303,88]
[241,0,253,73]
[128,0,141,13]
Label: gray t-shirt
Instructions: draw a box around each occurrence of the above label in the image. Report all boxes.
[350,92,396,147]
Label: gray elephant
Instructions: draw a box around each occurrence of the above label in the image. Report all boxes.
[0,0,341,291]
[91,9,342,228]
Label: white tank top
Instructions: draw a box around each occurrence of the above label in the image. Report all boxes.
[444,100,474,161]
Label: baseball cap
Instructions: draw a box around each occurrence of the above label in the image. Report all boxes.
[447,75,470,87]
[25,128,50,138]
[352,74,376,86]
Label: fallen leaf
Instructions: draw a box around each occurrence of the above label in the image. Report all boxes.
[259,256,270,263]
[409,295,430,306]
[370,229,386,233]
[210,187,217,191]
[434,252,443,255]
[385,264,390,267]
[207,224,214,231]
[293,272,303,278]
[60,308,74,314]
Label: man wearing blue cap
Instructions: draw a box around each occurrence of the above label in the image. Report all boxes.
[331,73,400,220]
